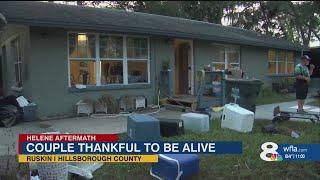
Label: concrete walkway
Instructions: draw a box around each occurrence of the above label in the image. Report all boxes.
[0,110,183,156]
[255,98,319,121]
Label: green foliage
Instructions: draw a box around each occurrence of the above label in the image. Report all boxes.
[259,86,273,97]
[225,1,320,46]
[68,1,320,46]
[161,58,171,71]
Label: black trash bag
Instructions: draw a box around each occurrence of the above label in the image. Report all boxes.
[261,124,278,134]
[0,104,19,127]
[0,95,24,121]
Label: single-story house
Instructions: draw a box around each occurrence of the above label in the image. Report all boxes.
[0,1,305,119]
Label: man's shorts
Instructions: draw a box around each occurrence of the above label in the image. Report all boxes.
[296,80,308,100]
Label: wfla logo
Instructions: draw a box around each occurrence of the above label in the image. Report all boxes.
[260,142,283,161]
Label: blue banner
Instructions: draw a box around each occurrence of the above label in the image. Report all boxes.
[278,144,320,161]
[20,141,242,155]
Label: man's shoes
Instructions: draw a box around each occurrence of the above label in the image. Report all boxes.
[297,109,307,114]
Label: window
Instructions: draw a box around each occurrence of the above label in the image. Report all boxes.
[100,35,124,85]
[127,37,148,59]
[68,33,96,86]
[127,37,149,84]
[268,50,295,75]
[226,46,240,68]
[68,33,150,87]
[287,52,295,74]
[211,44,225,70]
[211,44,240,70]
[11,38,22,88]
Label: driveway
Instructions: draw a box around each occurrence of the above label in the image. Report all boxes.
[255,98,319,121]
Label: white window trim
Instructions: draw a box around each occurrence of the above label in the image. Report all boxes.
[11,37,23,90]
[268,50,295,75]
[67,32,150,87]
[211,44,241,70]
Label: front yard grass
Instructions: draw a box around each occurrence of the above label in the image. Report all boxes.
[256,91,296,105]
[93,120,320,180]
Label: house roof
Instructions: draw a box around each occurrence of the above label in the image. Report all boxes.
[0,1,304,51]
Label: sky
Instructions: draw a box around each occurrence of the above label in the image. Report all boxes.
[49,1,320,47]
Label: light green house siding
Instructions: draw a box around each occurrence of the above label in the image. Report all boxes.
[1,25,302,118]
[193,41,272,92]
[0,24,31,98]
[240,45,270,84]
[28,27,174,118]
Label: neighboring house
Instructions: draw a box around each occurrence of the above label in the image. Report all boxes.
[0,1,304,118]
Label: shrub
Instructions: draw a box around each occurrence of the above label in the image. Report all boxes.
[260,86,273,97]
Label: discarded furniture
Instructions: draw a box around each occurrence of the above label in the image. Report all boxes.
[180,113,209,133]
[127,114,161,141]
[97,95,119,114]
[76,100,94,116]
[135,95,147,109]
[272,106,319,124]
[150,154,199,180]
[119,95,135,112]
[221,103,254,133]
[167,95,198,111]
[196,71,225,109]
[158,118,184,137]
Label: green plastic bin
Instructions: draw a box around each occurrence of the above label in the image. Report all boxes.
[225,79,263,112]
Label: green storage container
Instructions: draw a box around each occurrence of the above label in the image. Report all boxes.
[225,79,263,112]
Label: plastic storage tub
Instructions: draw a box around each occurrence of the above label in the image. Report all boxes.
[150,154,199,180]
[221,103,254,133]
[23,103,37,121]
[158,118,184,137]
[180,113,209,133]
[127,114,160,141]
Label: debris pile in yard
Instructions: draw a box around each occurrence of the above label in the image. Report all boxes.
[0,95,38,127]
[0,95,23,127]
[262,123,301,138]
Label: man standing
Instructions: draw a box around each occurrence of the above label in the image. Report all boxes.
[295,55,315,113]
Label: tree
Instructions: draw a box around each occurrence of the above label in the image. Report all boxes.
[225,1,320,46]
[51,1,320,46]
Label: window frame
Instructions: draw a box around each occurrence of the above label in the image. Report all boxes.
[268,49,295,75]
[11,37,23,89]
[67,32,150,88]
[211,43,241,70]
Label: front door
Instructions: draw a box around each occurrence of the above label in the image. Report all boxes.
[174,39,194,95]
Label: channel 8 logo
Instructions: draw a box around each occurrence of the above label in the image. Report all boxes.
[260,142,283,161]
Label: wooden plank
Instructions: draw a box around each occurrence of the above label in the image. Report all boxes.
[167,97,197,111]
[164,104,186,112]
